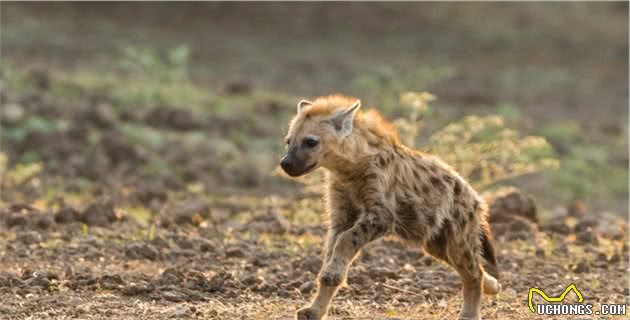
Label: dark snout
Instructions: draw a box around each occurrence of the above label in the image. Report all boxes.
[280,154,302,177]
[280,154,316,177]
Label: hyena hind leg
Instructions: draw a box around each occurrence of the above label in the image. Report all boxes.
[455,261,483,320]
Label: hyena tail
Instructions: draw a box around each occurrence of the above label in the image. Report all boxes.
[480,224,499,280]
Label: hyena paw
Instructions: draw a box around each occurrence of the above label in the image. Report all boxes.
[457,315,480,320]
[483,272,502,295]
[296,307,322,320]
[457,311,480,320]
[319,268,342,287]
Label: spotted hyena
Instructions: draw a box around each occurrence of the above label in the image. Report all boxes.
[280,95,501,320]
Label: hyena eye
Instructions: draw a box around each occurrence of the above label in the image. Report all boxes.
[285,138,291,145]
[302,136,319,148]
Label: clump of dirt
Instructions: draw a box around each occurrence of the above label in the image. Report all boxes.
[486,187,538,224]
[144,107,205,131]
[82,199,118,227]
[246,207,291,234]
[54,207,81,224]
[484,187,540,241]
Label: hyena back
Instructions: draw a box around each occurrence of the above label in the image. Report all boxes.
[280,95,501,320]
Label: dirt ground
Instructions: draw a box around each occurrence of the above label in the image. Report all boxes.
[0,190,628,319]
[1,3,629,320]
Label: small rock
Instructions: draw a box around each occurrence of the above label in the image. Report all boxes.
[486,187,538,224]
[241,275,262,288]
[27,65,50,90]
[1,103,25,124]
[609,254,621,264]
[287,279,302,290]
[35,215,54,229]
[367,266,398,281]
[161,290,187,302]
[552,243,569,256]
[171,199,209,226]
[348,274,373,287]
[134,185,168,206]
[145,107,202,131]
[567,200,587,217]
[171,305,191,318]
[575,227,599,245]
[0,272,23,287]
[509,216,537,233]
[246,208,291,234]
[158,268,184,286]
[535,248,545,258]
[90,103,118,128]
[54,207,81,224]
[301,255,323,274]
[208,272,230,292]
[150,236,170,249]
[82,200,116,227]
[574,218,599,233]
[573,260,590,273]
[199,239,215,252]
[225,247,245,258]
[176,238,195,250]
[401,263,416,273]
[125,242,159,260]
[6,214,27,228]
[251,253,269,268]
[495,215,538,240]
[122,282,153,296]
[421,256,433,266]
[507,230,535,241]
[224,80,252,96]
[17,231,42,245]
[26,274,50,288]
[299,281,315,294]
[547,207,568,221]
[542,220,571,235]
[24,271,58,288]
[99,274,125,290]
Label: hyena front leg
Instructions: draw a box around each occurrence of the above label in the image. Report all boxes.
[295,229,342,320]
[296,212,389,320]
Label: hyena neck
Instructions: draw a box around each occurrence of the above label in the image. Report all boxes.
[323,130,395,178]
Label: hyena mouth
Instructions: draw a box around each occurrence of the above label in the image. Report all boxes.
[283,161,318,177]
[302,162,318,174]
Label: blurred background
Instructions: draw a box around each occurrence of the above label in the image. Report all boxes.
[0,3,628,318]
[2,2,627,212]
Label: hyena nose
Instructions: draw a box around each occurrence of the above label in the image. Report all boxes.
[280,156,294,173]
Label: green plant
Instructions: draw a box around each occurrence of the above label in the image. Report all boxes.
[393,91,434,147]
[352,66,455,114]
[1,115,66,142]
[395,92,559,190]
[118,45,190,83]
[110,45,199,106]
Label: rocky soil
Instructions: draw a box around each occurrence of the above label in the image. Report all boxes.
[0,188,627,319]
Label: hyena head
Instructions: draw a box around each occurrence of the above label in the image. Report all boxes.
[280,96,361,177]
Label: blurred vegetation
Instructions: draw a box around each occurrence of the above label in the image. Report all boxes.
[540,121,628,204]
[353,66,456,116]
[1,41,627,214]
[388,92,558,190]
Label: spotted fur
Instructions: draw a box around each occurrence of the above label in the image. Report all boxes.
[285,95,501,320]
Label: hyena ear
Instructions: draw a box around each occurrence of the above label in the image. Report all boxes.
[297,100,313,113]
[330,99,361,137]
